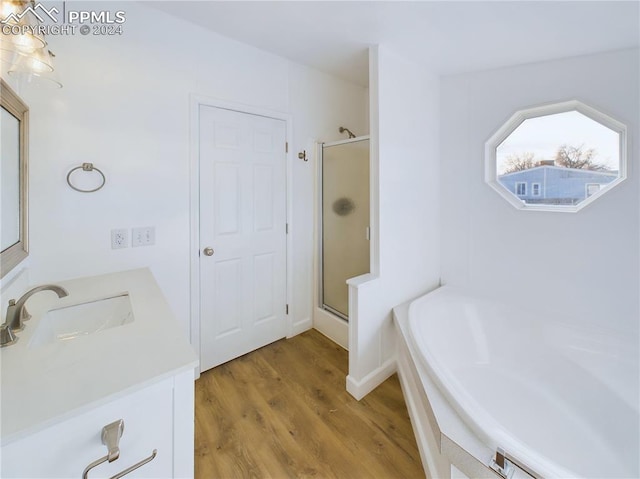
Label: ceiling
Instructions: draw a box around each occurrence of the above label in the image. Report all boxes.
[150,1,640,87]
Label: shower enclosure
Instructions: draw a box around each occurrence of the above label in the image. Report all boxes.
[320,137,370,320]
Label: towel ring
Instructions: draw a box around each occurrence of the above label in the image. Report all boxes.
[66,163,106,193]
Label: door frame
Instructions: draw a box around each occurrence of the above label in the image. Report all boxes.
[189,95,294,374]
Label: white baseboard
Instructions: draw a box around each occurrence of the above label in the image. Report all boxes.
[313,307,348,349]
[346,357,397,400]
[289,316,312,338]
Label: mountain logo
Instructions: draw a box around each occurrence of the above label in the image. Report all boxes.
[1,3,59,24]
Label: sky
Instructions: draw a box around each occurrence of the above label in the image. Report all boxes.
[496,111,621,175]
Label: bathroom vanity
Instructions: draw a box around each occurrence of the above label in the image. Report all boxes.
[0,268,198,478]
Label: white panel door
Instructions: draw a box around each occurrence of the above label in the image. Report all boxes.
[199,106,287,372]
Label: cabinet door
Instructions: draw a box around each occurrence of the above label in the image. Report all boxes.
[2,378,174,478]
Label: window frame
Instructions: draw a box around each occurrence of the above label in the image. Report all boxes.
[531,183,541,197]
[484,100,627,213]
[585,183,601,198]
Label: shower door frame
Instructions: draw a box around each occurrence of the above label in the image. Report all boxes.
[317,135,371,322]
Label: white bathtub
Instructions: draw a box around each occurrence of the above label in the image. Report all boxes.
[400,286,639,478]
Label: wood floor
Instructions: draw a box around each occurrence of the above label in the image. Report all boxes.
[194,329,425,479]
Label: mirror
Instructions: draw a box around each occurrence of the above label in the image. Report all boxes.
[1,79,28,278]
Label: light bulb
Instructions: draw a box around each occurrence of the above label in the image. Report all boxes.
[0,1,47,52]
[8,48,62,88]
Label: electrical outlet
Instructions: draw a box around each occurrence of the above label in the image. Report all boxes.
[111,229,128,249]
[132,226,155,247]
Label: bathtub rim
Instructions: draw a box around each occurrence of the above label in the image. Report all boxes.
[394,299,534,479]
[406,286,583,478]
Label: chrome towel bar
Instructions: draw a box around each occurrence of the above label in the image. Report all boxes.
[109,449,157,479]
[102,419,124,462]
[82,419,157,479]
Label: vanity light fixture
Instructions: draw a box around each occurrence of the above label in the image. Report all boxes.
[8,48,62,88]
[0,0,62,88]
[0,1,46,53]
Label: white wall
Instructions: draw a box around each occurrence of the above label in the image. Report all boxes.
[0,2,368,336]
[440,48,639,335]
[347,46,441,399]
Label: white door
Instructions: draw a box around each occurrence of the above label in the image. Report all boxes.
[199,105,287,372]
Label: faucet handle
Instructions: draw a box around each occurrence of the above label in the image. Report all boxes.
[7,299,32,323]
[5,300,24,332]
[0,324,18,347]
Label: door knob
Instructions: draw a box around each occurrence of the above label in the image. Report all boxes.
[203,247,214,256]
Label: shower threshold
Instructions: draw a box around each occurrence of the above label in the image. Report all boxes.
[322,304,349,322]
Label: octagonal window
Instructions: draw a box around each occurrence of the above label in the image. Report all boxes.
[485,101,627,212]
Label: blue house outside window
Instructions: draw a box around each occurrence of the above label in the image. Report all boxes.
[499,165,617,206]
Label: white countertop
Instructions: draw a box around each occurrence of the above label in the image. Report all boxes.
[1,268,198,445]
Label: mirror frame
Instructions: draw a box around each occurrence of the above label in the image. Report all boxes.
[1,79,29,278]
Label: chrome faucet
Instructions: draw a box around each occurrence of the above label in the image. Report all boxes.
[0,284,69,347]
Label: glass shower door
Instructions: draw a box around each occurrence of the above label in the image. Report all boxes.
[322,138,370,320]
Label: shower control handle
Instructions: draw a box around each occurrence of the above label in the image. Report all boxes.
[203,247,214,256]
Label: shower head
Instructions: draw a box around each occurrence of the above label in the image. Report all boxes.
[339,126,356,139]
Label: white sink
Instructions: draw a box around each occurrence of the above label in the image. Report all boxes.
[29,294,134,348]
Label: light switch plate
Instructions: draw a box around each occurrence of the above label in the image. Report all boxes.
[132,226,155,247]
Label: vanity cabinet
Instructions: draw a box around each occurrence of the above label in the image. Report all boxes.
[1,269,198,479]
[1,369,194,478]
